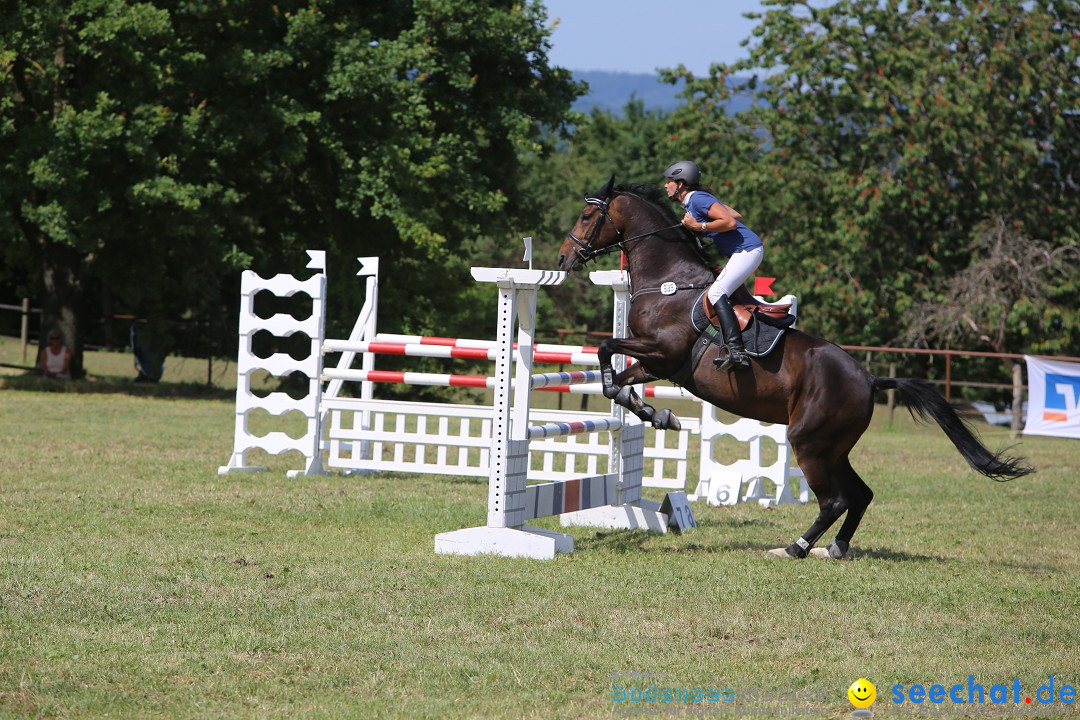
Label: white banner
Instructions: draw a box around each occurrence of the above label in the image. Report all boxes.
[1024,355,1080,439]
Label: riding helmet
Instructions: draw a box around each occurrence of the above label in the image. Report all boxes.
[662,160,701,187]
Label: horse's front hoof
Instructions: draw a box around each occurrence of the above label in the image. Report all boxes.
[651,409,682,431]
[765,547,798,559]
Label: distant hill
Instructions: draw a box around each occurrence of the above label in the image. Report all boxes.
[570,70,756,116]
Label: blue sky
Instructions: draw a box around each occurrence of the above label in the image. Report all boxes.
[540,0,769,75]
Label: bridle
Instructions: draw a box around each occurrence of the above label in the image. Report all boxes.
[563,195,621,264]
[564,192,682,265]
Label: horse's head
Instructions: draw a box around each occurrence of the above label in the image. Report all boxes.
[557,175,625,272]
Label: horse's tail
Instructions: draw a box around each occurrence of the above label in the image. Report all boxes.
[872,376,1035,481]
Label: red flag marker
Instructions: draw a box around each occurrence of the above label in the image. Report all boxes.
[753,276,776,296]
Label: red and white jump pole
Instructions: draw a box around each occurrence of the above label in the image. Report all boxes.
[322,338,601,366]
[319,366,695,399]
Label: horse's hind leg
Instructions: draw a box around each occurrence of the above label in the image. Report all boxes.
[810,459,872,560]
[766,455,849,559]
[768,390,876,561]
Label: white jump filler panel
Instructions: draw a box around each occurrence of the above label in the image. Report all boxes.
[690,407,810,508]
[218,250,327,477]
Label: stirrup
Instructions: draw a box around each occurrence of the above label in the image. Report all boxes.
[713,347,750,372]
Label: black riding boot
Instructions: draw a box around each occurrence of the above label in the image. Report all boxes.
[712,294,750,371]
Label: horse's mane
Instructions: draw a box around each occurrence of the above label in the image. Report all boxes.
[613,182,714,269]
[614,183,683,226]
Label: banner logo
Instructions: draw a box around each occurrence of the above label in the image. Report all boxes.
[1043,373,1080,422]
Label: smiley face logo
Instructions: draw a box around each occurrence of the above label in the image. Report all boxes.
[848,678,876,709]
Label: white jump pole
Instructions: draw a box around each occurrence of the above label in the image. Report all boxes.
[558,268,671,530]
[433,267,667,559]
[434,267,573,558]
[319,257,379,467]
[526,417,622,440]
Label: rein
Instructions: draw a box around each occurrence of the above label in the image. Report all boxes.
[564,193,682,264]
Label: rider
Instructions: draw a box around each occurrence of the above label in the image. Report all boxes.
[662,160,763,372]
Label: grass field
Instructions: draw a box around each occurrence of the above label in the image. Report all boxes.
[1,347,1078,719]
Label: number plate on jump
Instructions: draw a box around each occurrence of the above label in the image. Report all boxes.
[660,491,697,532]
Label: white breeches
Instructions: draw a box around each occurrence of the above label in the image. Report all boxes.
[707,246,764,304]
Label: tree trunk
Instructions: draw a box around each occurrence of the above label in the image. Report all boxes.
[39,237,86,380]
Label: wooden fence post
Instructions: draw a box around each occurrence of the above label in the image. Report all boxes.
[20,298,30,364]
[945,354,952,402]
[887,362,896,428]
[1011,362,1023,439]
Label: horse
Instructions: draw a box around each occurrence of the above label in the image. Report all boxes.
[556,177,1034,559]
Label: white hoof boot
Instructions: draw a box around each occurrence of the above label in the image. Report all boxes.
[810,543,851,560]
[765,547,796,559]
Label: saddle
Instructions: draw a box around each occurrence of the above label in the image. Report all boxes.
[701,285,792,332]
[673,283,798,385]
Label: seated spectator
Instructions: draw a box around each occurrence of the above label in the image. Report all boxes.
[38,330,72,379]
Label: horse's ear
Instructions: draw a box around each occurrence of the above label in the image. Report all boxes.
[597,174,616,200]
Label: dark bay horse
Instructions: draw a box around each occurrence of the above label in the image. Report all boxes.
[556,178,1033,559]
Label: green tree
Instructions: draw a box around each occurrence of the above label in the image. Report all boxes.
[502,98,675,335]
[1,0,580,377]
[903,217,1080,354]
[664,0,1080,353]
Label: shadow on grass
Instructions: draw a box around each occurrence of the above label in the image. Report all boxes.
[834,545,950,563]
[705,541,953,563]
[0,372,233,400]
[575,529,661,554]
[576,531,781,556]
[575,533,805,557]
[578,531,953,564]
[441,475,488,486]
